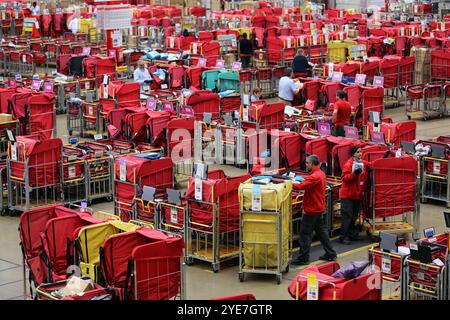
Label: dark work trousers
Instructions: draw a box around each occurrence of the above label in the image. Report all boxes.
[340,198,361,240]
[334,125,345,137]
[241,55,251,69]
[297,213,337,261]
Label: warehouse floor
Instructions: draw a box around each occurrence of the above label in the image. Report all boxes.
[0,106,449,300]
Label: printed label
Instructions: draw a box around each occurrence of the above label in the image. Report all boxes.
[251,184,262,211]
[83,47,91,55]
[170,37,175,48]
[307,273,319,300]
[317,122,331,135]
[433,161,441,174]
[332,72,343,83]
[373,76,384,88]
[382,256,392,274]
[192,43,198,55]
[195,178,202,201]
[197,58,207,67]
[170,207,178,224]
[119,159,127,182]
[43,81,54,93]
[232,62,242,71]
[215,60,225,68]
[68,165,76,178]
[31,79,40,90]
[344,126,359,139]
[355,74,366,85]
[146,99,157,110]
[242,106,249,121]
[11,144,17,161]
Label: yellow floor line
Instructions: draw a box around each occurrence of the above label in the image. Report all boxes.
[296,242,379,270]
[291,236,340,252]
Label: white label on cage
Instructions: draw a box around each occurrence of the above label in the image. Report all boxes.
[170,207,178,224]
[161,84,168,90]
[284,127,291,132]
[325,32,329,43]
[328,63,334,78]
[1,12,4,20]
[151,28,156,40]
[286,38,291,49]
[22,55,27,63]
[195,178,202,201]
[400,27,405,36]
[15,74,22,80]
[139,27,145,37]
[339,32,344,41]
[68,165,76,178]
[15,11,18,19]
[411,27,415,36]
[410,243,418,251]
[119,159,127,182]
[192,43,198,55]
[68,155,77,162]
[430,32,434,38]
[381,256,392,274]
[169,37,175,49]
[143,84,150,92]
[313,35,318,46]
[89,105,93,115]
[94,134,103,141]
[11,144,17,161]
[251,185,262,211]
[429,237,437,243]
[433,161,441,174]
[306,273,319,301]
[85,81,90,90]
[300,36,305,47]
[243,106,249,121]
[442,22,446,31]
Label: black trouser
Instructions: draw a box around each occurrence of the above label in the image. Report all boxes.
[241,56,251,69]
[297,213,336,261]
[340,198,361,240]
[334,125,345,137]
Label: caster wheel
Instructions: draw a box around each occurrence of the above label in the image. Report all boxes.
[276,275,282,285]
[239,273,245,282]
[446,203,450,209]
[106,196,113,202]
[0,208,6,216]
[285,265,290,273]
[68,130,73,136]
[8,209,15,217]
[420,198,428,204]
[212,264,219,273]
[184,257,193,266]
[407,116,411,120]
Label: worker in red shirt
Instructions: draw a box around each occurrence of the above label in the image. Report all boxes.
[340,146,391,244]
[332,90,352,137]
[291,155,337,265]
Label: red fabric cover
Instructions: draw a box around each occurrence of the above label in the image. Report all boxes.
[379,57,400,88]
[343,85,361,112]
[220,95,241,114]
[398,56,415,85]
[248,101,285,130]
[431,50,450,81]
[0,87,17,113]
[185,173,250,232]
[108,81,140,109]
[368,121,416,148]
[167,117,194,160]
[186,90,220,120]
[369,156,418,218]
[146,111,172,143]
[114,156,173,189]
[187,66,206,89]
[358,86,384,129]
[83,56,116,82]
[131,236,183,300]
[288,262,381,300]
[11,136,62,186]
[27,93,55,139]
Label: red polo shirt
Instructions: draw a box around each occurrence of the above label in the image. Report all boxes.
[334,100,351,127]
[293,167,326,215]
[340,158,372,200]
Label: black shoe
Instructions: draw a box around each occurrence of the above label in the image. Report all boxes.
[338,238,352,245]
[319,255,337,262]
[291,257,309,265]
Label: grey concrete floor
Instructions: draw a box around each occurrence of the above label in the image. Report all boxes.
[0,105,449,300]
